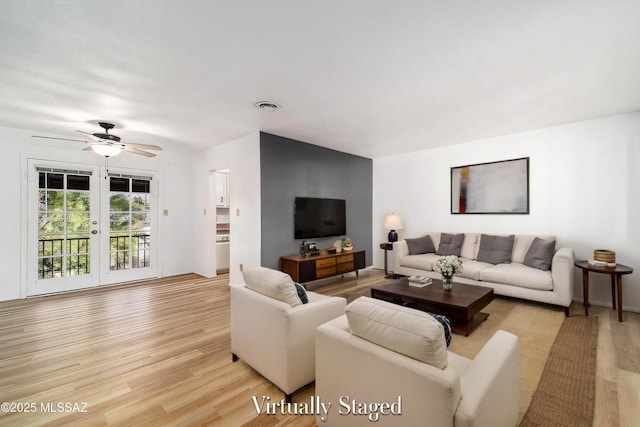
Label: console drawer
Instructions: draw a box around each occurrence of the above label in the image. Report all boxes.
[315,258,336,269]
[336,254,354,264]
[316,265,337,279]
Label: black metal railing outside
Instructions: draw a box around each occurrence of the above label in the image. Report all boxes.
[38,234,150,279]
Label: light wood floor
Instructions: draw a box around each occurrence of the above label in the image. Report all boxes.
[0,270,638,426]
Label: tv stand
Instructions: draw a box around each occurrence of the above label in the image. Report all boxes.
[280,249,366,283]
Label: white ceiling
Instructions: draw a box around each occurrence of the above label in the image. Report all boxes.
[1,1,639,158]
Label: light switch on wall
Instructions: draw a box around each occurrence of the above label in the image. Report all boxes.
[163,209,169,216]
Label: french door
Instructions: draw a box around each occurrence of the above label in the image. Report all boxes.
[27,160,157,296]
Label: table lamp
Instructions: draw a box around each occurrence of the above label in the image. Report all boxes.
[384,214,403,242]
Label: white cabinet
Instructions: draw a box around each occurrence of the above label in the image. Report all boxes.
[216,241,230,272]
[215,171,229,207]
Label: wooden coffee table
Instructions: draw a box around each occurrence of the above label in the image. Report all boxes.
[370,277,494,335]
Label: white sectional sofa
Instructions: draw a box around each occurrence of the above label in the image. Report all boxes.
[392,233,575,313]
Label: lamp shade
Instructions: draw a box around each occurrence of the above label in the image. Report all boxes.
[384,214,403,230]
[92,144,122,157]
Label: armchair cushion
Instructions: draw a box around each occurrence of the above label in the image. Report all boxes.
[242,266,302,307]
[345,297,448,369]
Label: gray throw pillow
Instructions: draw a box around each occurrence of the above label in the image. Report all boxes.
[476,234,515,264]
[524,237,556,271]
[406,235,436,255]
[436,233,465,256]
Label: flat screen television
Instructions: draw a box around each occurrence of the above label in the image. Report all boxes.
[294,197,346,239]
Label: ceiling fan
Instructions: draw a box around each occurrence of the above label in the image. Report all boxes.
[32,122,162,157]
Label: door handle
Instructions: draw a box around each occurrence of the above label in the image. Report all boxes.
[91,230,98,234]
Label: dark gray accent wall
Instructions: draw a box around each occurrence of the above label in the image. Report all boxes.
[260,132,373,270]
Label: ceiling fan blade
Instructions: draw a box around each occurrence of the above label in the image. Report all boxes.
[76,130,102,141]
[122,142,163,151]
[32,135,88,143]
[123,145,156,157]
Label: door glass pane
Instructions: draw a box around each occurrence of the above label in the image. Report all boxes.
[44,190,65,211]
[132,179,150,193]
[47,173,64,189]
[110,213,130,231]
[37,171,92,280]
[131,194,149,211]
[110,177,129,192]
[110,193,130,211]
[67,174,90,191]
[67,192,90,211]
[39,213,64,233]
[67,213,90,232]
[109,176,151,271]
[66,234,90,276]
[132,213,149,231]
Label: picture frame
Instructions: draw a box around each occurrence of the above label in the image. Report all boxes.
[451,157,529,214]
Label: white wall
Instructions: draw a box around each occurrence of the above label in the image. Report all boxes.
[373,112,640,312]
[0,126,194,301]
[191,132,261,286]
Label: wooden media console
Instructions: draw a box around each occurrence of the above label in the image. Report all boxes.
[280,249,366,283]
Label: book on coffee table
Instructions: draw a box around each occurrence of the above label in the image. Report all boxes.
[408,275,432,286]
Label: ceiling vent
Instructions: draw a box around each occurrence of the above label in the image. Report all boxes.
[255,101,281,111]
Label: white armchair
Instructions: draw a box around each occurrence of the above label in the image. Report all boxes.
[316,297,519,427]
[231,267,346,402]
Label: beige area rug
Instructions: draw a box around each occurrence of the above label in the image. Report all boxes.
[519,316,598,427]
[447,298,567,422]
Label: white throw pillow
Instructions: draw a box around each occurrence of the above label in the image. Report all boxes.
[345,296,448,369]
[242,266,302,307]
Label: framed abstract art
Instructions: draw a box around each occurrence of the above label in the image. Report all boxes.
[451,157,529,214]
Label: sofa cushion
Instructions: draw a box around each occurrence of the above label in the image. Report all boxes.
[461,233,479,260]
[436,233,465,256]
[346,296,448,369]
[479,263,553,291]
[523,237,556,271]
[457,260,494,281]
[406,235,436,255]
[242,266,302,307]
[476,234,515,264]
[400,253,440,271]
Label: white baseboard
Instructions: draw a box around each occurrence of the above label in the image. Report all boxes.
[572,297,640,314]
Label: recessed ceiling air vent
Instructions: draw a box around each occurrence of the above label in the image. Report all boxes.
[255,101,281,111]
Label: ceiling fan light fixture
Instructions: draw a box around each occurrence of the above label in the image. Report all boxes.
[91,144,122,157]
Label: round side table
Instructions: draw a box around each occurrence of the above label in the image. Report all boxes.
[574,261,633,322]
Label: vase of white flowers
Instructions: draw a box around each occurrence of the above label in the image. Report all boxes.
[435,255,463,291]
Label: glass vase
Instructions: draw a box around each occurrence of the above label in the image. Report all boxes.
[442,275,453,291]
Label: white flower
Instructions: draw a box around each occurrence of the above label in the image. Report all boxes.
[435,255,463,277]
